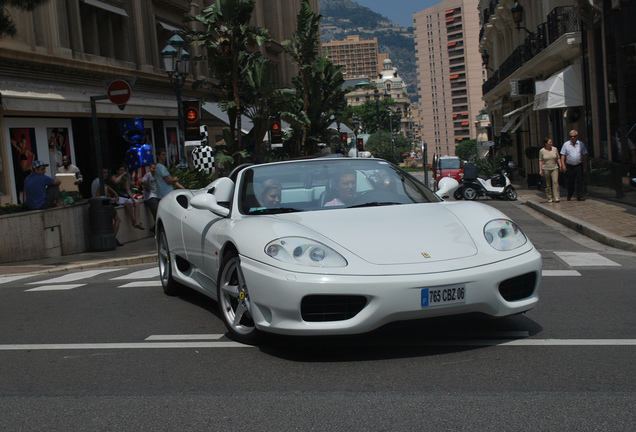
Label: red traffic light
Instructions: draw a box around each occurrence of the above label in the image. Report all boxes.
[270,118,283,144]
[356,137,364,152]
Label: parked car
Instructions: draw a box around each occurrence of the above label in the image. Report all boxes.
[435,156,465,185]
[156,158,541,344]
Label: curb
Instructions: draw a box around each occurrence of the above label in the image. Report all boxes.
[1,254,157,277]
[524,200,636,252]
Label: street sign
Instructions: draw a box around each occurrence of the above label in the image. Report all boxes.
[107,79,132,106]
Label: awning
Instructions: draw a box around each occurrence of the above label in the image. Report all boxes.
[201,102,252,135]
[533,65,583,110]
[510,108,532,133]
[501,102,533,133]
[503,102,534,118]
[83,0,128,17]
[157,21,180,32]
[0,77,177,117]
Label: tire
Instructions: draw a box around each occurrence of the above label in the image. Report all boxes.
[453,189,463,200]
[462,186,478,200]
[217,251,259,345]
[157,228,184,296]
[505,187,518,201]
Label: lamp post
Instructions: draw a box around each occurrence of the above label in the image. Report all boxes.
[374,89,382,157]
[162,32,191,167]
[352,114,360,157]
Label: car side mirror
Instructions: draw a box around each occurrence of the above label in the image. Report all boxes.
[190,193,230,217]
[435,177,459,199]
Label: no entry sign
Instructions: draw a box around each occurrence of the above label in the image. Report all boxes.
[107,79,132,106]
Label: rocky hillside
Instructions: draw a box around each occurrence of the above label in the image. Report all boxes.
[319,0,417,100]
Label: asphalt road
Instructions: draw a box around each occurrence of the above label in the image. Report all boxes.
[1,199,635,431]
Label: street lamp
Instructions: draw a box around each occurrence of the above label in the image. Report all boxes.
[481,50,494,72]
[510,1,535,36]
[162,32,191,167]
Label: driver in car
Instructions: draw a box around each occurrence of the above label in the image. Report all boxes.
[257,179,282,208]
[324,170,357,207]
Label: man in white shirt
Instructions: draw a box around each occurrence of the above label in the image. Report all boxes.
[140,163,159,233]
[560,129,588,201]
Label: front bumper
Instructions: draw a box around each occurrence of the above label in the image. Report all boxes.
[239,250,541,336]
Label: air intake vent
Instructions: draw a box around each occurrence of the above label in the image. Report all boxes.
[301,295,367,322]
[499,272,537,301]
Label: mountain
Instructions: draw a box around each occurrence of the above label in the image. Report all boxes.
[319,0,417,100]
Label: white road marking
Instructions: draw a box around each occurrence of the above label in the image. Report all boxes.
[27,269,124,284]
[542,270,581,277]
[145,334,224,341]
[0,275,34,284]
[111,268,159,280]
[1,339,635,351]
[0,341,250,350]
[118,281,163,288]
[25,284,85,292]
[554,252,621,267]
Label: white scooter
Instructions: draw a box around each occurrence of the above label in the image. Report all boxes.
[454,160,518,201]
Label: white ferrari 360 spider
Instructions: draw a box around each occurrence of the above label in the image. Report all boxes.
[156,158,541,344]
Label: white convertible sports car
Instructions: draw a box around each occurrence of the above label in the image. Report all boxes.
[156,158,541,344]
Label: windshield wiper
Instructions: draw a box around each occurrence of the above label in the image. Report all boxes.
[349,202,403,209]
[249,207,304,214]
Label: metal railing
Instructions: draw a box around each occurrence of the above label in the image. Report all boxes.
[482,6,579,95]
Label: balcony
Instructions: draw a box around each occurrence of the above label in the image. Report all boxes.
[482,6,580,95]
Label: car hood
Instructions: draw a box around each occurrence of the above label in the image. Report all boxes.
[275,204,477,265]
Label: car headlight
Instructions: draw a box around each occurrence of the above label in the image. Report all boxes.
[484,219,527,251]
[265,237,348,267]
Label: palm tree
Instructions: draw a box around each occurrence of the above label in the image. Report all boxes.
[282,0,322,157]
[188,0,270,166]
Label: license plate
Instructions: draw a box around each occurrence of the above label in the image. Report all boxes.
[421,286,466,307]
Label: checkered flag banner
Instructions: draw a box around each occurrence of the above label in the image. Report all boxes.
[192,145,215,174]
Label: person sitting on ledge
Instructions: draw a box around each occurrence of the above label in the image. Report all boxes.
[24,160,61,211]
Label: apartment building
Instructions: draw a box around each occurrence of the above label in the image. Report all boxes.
[323,35,379,79]
[0,0,318,205]
[413,0,484,163]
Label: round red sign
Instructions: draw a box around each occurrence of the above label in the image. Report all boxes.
[107,80,132,106]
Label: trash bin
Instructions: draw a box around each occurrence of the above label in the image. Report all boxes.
[89,197,116,251]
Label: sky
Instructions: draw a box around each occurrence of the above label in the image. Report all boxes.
[352,0,441,28]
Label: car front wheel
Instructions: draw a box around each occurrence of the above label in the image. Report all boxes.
[157,228,183,296]
[217,251,258,345]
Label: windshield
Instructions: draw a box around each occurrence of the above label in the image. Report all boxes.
[440,158,462,170]
[239,159,440,214]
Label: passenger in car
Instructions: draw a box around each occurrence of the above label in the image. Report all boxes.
[257,179,282,208]
[324,169,357,207]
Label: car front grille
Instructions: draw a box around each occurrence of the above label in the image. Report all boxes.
[498,272,537,301]
[301,295,367,322]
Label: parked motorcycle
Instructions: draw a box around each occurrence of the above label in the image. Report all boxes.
[454,160,518,201]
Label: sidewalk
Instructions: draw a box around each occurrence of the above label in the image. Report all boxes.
[1,181,635,277]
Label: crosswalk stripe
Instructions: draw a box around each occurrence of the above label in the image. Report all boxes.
[27,268,124,284]
[554,252,620,267]
[0,275,34,285]
[542,270,581,277]
[118,281,162,288]
[25,284,85,292]
[111,268,159,280]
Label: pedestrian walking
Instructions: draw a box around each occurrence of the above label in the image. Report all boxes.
[560,130,588,201]
[539,137,560,203]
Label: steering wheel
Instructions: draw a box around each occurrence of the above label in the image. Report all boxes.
[353,190,410,206]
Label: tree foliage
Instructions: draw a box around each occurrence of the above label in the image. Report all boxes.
[1,0,50,39]
[281,0,346,158]
[455,139,477,162]
[187,0,270,172]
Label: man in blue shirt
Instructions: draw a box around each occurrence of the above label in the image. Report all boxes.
[24,160,61,210]
[560,130,588,201]
[155,148,183,199]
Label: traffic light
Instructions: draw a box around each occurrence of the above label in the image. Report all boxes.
[340,132,348,146]
[270,118,282,144]
[357,137,364,152]
[183,101,201,142]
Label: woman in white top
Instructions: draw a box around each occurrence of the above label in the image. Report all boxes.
[539,137,561,203]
